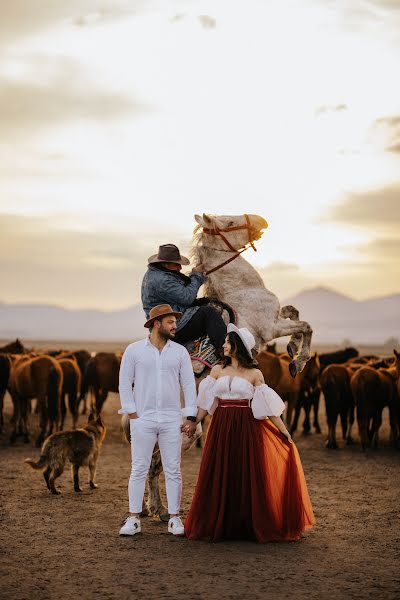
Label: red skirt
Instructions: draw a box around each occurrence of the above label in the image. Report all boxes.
[185,401,315,542]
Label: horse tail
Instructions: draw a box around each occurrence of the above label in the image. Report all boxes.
[121,414,131,444]
[80,358,96,401]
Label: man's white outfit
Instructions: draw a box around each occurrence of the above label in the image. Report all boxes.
[118,337,197,526]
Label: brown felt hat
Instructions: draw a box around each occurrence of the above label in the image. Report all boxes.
[148,244,190,265]
[144,304,183,328]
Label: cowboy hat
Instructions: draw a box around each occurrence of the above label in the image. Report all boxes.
[227,323,256,358]
[148,244,190,265]
[144,304,182,328]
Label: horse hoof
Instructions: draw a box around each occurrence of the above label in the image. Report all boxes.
[74,487,83,493]
[51,489,61,495]
[10,433,17,444]
[23,435,30,444]
[289,361,298,378]
[89,481,98,489]
[326,441,338,449]
[159,512,170,522]
[140,508,150,518]
[287,342,297,359]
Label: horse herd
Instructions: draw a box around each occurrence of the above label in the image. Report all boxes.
[0,338,399,452]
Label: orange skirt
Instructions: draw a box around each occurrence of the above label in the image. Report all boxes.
[185,403,315,542]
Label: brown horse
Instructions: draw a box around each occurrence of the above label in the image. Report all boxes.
[257,351,320,435]
[351,365,398,451]
[0,338,26,354]
[58,358,82,430]
[55,350,91,413]
[320,364,354,449]
[80,352,120,415]
[0,354,12,433]
[9,355,63,446]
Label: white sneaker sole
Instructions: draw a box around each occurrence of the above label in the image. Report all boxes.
[119,527,141,536]
[168,527,185,536]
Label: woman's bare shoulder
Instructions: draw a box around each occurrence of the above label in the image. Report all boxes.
[252,368,265,385]
[209,364,223,379]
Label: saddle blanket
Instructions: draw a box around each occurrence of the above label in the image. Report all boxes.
[184,336,220,372]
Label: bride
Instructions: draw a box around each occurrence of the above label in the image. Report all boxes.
[184,324,315,543]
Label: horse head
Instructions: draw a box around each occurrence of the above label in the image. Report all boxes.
[194,213,268,256]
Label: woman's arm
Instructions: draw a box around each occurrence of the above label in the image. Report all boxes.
[268,416,293,443]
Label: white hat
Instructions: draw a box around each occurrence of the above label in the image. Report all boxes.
[227,323,256,358]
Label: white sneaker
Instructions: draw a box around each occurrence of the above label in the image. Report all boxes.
[168,516,185,536]
[119,516,141,536]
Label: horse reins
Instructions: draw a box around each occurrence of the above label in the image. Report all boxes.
[202,214,262,275]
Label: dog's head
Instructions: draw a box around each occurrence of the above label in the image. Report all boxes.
[87,413,106,441]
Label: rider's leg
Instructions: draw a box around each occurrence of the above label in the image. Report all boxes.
[174,305,227,351]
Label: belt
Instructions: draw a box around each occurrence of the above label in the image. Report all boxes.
[217,399,250,408]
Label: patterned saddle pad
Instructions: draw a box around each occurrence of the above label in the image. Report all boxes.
[183,336,220,374]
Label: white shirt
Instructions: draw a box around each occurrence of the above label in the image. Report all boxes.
[118,337,197,422]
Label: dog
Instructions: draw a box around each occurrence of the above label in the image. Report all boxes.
[24,414,106,495]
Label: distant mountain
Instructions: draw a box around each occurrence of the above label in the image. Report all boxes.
[282,287,400,344]
[0,287,399,344]
[0,303,146,342]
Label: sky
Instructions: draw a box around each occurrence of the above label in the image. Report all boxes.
[1,0,399,310]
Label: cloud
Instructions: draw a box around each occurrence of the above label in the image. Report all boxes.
[198,15,217,29]
[322,183,400,229]
[0,1,142,50]
[0,56,145,140]
[0,213,192,309]
[353,237,400,263]
[315,104,348,116]
[370,115,400,153]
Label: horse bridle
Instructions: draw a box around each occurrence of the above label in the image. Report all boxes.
[202,214,262,275]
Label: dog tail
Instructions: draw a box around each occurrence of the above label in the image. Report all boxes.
[121,414,131,444]
[24,454,47,470]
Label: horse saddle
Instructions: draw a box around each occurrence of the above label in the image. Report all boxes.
[183,336,220,376]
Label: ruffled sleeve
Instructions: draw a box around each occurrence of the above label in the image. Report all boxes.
[197,375,218,415]
[251,384,285,420]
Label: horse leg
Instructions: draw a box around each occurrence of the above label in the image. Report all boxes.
[340,410,348,441]
[270,318,313,376]
[69,392,79,429]
[290,395,302,435]
[60,392,67,431]
[10,392,20,444]
[302,392,312,434]
[0,389,5,433]
[95,389,108,416]
[36,397,48,447]
[372,411,383,449]
[311,388,321,433]
[346,402,355,445]
[146,446,168,520]
[326,414,338,449]
[20,396,30,443]
[279,305,302,358]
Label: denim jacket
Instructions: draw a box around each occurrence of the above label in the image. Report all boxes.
[141,265,206,331]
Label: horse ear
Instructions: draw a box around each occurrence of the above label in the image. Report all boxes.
[202,213,213,224]
[194,214,204,225]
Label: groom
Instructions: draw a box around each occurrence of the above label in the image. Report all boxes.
[118,304,198,536]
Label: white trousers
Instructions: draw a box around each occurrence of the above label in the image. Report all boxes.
[129,418,182,515]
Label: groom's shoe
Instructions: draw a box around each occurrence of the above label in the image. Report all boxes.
[119,516,141,536]
[168,516,185,536]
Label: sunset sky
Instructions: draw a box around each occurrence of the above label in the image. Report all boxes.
[1,0,399,310]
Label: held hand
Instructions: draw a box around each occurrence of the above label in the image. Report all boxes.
[182,420,197,437]
[128,412,138,420]
[192,264,204,273]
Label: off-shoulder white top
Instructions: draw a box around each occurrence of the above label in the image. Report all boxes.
[197,375,285,420]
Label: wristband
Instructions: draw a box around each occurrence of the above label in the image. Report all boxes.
[186,416,197,423]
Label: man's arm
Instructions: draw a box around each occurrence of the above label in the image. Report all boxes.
[163,272,205,307]
[179,349,198,418]
[118,345,137,416]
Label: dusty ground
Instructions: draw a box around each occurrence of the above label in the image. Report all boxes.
[1,391,399,600]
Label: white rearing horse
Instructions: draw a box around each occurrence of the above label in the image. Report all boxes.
[191,213,313,376]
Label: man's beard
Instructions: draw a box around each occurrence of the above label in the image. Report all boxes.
[159,327,176,341]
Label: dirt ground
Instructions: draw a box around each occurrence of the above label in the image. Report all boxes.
[1,391,399,600]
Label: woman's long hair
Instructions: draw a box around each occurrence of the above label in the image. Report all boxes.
[222,332,258,369]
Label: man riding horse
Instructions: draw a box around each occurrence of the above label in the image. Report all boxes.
[141,244,226,353]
